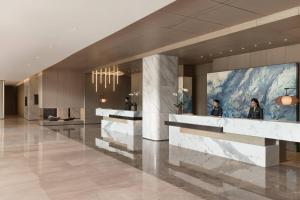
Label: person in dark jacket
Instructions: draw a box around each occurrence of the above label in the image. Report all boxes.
[210,99,223,117]
[124,97,132,111]
[248,98,264,120]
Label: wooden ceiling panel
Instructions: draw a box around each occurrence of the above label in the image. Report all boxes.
[197,5,260,26]
[47,1,300,72]
[171,18,224,34]
[228,0,300,15]
[161,0,222,17]
[164,23,300,65]
[285,27,300,39]
[138,11,187,28]
[259,15,300,33]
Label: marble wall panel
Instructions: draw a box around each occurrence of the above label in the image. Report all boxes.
[142,54,178,140]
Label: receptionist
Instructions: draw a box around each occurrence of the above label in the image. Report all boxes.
[247,98,264,120]
[124,97,132,111]
[210,99,223,117]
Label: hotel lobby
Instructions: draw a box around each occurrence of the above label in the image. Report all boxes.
[1,0,300,199]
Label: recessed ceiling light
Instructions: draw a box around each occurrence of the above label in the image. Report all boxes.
[200,56,204,59]
[229,49,233,52]
[268,41,272,45]
[241,47,245,50]
[284,38,288,42]
[254,44,258,48]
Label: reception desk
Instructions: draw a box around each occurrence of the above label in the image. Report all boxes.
[96,108,142,136]
[167,114,300,167]
[95,130,142,159]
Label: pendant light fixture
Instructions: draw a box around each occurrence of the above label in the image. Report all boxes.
[275,88,299,106]
[91,65,124,92]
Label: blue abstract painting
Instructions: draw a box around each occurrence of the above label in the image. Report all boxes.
[207,63,298,121]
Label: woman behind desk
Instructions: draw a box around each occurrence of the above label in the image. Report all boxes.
[210,99,223,117]
[248,98,264,119]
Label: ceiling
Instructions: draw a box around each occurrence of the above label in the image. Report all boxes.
[164,14,300,64]
[42,0,300,73]
[3,0,300,84]
[0,0,175,84]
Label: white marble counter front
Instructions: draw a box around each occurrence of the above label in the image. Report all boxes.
[96,108,142,136]
[169,114,223,127]
[223,118,300,143]
[169,114,300,143]
[96,108,142,118]
[167,114,300,167]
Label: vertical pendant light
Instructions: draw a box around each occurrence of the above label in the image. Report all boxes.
[108,67,111,85]
[95,70,98,92]
[104,68,107,88]
[117,66,119,85]
[113,65,116,91]
[91,65,123,92]
[91,70,94,84]
[100,68,102,84]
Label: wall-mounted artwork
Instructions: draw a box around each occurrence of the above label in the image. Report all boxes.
[207,63,298,121]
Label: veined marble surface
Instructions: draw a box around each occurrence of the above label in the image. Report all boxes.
[95,138,135,159]
[101,118,142,136]
[96,108,142,118]
[169,114,223,127]
[100,129,142,151]
[223,118,300,143]
[169,126,279,167]
[169,145,269,188]
[169,114,300,143]
[142,54,178,140]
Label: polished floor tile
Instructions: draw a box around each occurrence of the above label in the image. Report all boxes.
[1,117,300,199]
[0,117,203,200]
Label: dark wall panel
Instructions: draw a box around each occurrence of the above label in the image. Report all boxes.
[5,85,18,115]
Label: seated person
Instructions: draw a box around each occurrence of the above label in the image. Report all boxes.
[247,98,264,120]
[210,99,223,117]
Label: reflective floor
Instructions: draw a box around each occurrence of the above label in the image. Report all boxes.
[1,117,300,200]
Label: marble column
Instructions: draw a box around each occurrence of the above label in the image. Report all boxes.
[0,81,4,119]
[142,54,178,140]
[142,139,169,175]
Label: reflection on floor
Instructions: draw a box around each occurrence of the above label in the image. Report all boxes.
[0,117,300,200]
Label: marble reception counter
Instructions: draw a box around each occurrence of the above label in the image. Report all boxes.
[95,130,142,159]
[167,114,300,167]
[96,108,142,136]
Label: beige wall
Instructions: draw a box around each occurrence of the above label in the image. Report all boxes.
[195,43,300,115]
[194,63,213,115]
[24,75,41,120]
[17,83,24,117]
[213,44,300,71]
[19,67,84,120]
[42,68,84,109]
